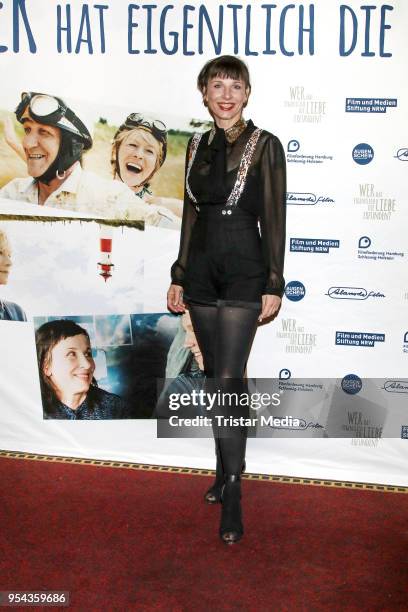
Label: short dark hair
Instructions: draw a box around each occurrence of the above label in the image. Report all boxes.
[197,55,251,96]
[35,319,97,417]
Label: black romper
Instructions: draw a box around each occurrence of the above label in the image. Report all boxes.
[171,119,286,309]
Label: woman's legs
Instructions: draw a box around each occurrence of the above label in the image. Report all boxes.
[188,302,260,542]
[188,303,260,465]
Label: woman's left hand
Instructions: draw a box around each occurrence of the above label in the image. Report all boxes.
[258,295,282,322]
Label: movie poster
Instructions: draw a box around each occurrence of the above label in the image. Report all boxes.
[0,0,407,483]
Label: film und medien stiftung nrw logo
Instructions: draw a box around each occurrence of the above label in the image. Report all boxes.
[290,238,339,253]
[335,331,385,347]
[287,140,333,166]
[326,286,385,300]
[403,332,408,354]
[286,192,335,206]
[353,143,374,165]
[341,374,362,395]
[285,281,306,301]
[357,236,404,262]
[394,148,408,161]
[345,98,397,113]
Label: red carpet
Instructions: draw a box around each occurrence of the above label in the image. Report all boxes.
[0,456,407,611]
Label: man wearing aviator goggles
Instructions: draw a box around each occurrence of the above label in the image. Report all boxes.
[0,92,181,228]
[15,93,93,149]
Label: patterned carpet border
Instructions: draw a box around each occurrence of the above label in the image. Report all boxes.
[1,449,406,494]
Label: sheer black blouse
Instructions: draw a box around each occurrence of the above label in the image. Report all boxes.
[171,119,286,297]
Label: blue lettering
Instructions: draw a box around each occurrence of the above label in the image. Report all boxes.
[128,4,140,54]
[57,4,72,53]
[379,5,392,57]
[0,2,8,52]
[75,4,93,54]
[160,5,178,55]
[299,4,314,55]
[143,4,157,53]
[279,4,295,56]
[198,5,223,54]
[13,0,36,52]
[183,5,195,55]
[227,4,242,54]
[339,5,358,56]
[245,5,257,56]
[361,5,376,57]
[262,4,277,55]
[94,5,108,53]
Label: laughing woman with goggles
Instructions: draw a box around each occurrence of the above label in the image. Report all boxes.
[0,93,180,227]
[111,113,183,218]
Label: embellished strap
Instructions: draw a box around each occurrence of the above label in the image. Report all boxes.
[186,127,263,208]
[225,128,262,208]
[186,132,203,204]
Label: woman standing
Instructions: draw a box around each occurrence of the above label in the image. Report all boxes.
[167,56,286,544]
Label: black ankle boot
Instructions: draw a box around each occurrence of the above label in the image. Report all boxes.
[219,474,243,544]
[204,453,246,505]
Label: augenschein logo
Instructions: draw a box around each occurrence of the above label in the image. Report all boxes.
[326,287,385,300]
[353,143,374,165]
[341,374,362,395]
[285,281,306,302]
[287,140,333,165]
[286,192,335,206]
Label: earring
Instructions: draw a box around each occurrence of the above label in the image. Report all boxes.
[56,169,66,180]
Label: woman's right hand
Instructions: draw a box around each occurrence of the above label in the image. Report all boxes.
[167,284,186,313]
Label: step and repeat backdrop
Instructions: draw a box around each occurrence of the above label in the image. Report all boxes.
[0,0,407,484]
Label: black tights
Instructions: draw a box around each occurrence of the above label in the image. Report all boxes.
[188,303,260,474]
